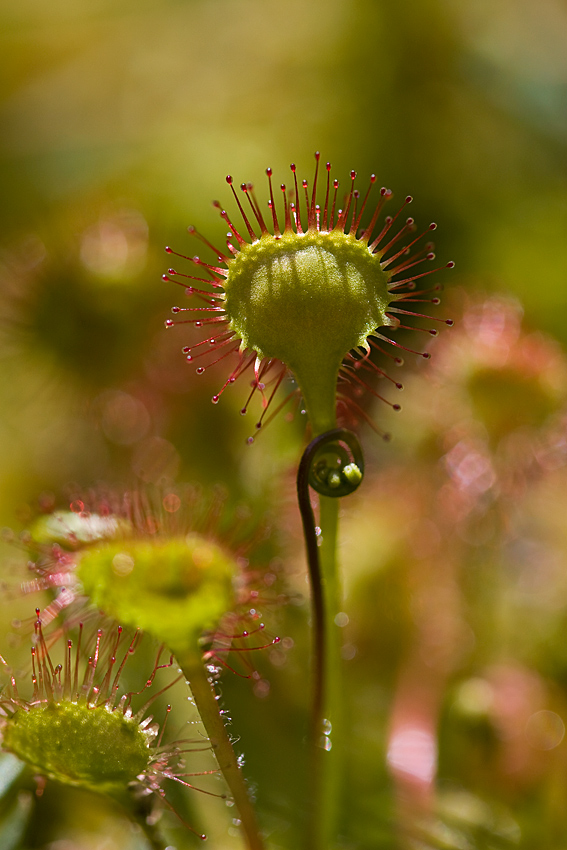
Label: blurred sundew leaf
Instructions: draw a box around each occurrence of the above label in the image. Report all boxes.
[0,755,32,849]
[0,754,26,800]
[0,792,33,850]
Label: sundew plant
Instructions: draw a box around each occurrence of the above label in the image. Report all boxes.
[3,1,567,847]
[163,154,454,849]
[2,150,567,850]
[0,154,454,850]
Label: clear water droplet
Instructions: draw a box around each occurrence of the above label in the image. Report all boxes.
[322,718,332,735]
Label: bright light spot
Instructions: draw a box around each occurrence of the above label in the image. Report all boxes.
[525,710,565,750]
[387,727,437,784]
[163,493,181,513]
[98,390,150,446]
[455,678,494,717]
[444,440,496,494]
[131,437,180,485]
[80,209,148,281]
[112,552,135,577]
[341,643,357,660]
[253,679,270,699]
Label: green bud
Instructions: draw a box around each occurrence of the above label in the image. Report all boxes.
[343,463,363,487]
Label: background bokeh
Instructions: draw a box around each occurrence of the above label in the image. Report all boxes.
[1,0,567,848]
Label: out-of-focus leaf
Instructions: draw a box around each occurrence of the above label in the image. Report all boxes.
[0,795,33,850]
[0,753,25,800]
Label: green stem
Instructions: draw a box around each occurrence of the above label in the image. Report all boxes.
[316,494,342,848]
[297,428,363,850]
[176,651,265,850]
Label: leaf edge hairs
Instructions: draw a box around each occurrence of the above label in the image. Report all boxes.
[163,152,454,439]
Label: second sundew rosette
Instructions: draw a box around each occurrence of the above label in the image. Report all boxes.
[28,492,274,850]
[30,496,248,662]
[77,535,235,664]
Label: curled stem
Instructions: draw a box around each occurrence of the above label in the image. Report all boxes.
[297,428,364,850]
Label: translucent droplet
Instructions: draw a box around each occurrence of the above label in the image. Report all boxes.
[319,735,332,751]
[322,718,332,735]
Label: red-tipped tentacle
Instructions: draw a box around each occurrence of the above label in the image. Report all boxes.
[163,272,224,294]
[358,186,393,244]
[369,196,413,253]
[290,163,303,234]
[182,329,235,356]
[212,201,246,248]
[254,365,288,430]
[385,248,436,279]
[387,260,455,290]
[193,341,242,375]
[377,217,417,258]
[210,352,256,407]
[241,183,269,237]
[341,366,402,411]
[226,176,257,241]
[387,306,454,327]
[336,393,392,441]
[266,168,281,237]
[381,222,437,269]
[185,336,239,364]
[335,171,357,232]
[280,184,292,233]
[323,162,332,231]
[309,152,321,229]
[329,178,339,230]
[351,175,376,235]
[187,225,230,264]
[373,331,431,360]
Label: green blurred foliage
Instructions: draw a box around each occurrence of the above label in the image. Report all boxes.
[1,0,567,847]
